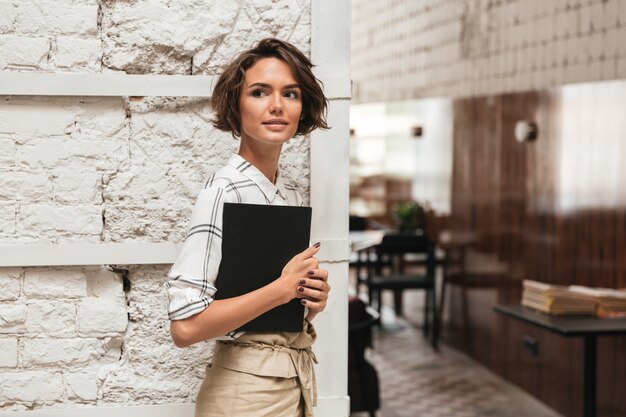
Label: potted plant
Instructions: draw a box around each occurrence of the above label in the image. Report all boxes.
[392,201,428,233]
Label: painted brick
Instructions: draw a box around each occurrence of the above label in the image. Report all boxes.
[53,171,102,205]
[0,1,15,32]
[0,337,18,367]
[352,0,625,101]
[617,57,626,78]
[587,59,603,80]
[17,138,127,171]
[99,367,196,405]
[553,39,567,67]
[620,0,626,27]
[563,10,578,40]
[563,62,588,84]
[0,98,77,137]
[0,371,64,402]
[77,298,128,336]
[0,304,27,333]
[616,27,626,57]
[56,37,101,70]
[589,31,604,60]
[14,1,98,36]
[0,138,15,168]
[24,270,87,299]
[604,0,620,29]
[71,98,128,139]
[0,171,52,203]
[589,2,605,33]
[86,266,125,301]
[101,204,192,242]
[22,337,117,366]
[0,268,21,301]
[17,204,103,239]
[601,59,617,79]
[0,35,49,70]
[102,1,239,73]
[579,5,593,35]
[604,28,620,59]
[66,372,98,401]
[0,203,15,235]
[26,301,76,336]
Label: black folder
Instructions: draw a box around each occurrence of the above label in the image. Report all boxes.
[214,203,312,332]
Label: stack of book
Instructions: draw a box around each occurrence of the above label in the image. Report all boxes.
[521,280,597,315]
[569,286,626,318]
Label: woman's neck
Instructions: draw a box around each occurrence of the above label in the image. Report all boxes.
[238,140,282,184]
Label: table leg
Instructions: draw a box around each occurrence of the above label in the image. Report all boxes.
[583,335,596,417]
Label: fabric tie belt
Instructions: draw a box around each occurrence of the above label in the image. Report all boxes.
[213,340,318,417]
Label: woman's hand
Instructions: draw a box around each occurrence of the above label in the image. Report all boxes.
[274,242,322,304]
[299,266,331,321]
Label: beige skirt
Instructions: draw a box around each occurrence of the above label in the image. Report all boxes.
[195,321,317,417]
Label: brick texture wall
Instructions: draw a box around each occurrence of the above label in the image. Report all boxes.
[351,0,626,102]
[0,0,311,411]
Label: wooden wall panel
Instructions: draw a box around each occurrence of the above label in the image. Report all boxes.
[446,81,626,417]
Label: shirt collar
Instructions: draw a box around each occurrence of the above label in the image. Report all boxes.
[227,154,288,201]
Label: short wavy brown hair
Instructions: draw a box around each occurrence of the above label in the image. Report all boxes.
[211,38,329,138]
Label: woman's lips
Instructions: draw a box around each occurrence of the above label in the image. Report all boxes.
[263,122,289,131]
[262,119,289,131]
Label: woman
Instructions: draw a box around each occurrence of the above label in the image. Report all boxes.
[165,38,331,417]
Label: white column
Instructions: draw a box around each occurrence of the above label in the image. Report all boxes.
[310,0,351,416]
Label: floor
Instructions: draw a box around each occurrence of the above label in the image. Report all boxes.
[349,292,564,417]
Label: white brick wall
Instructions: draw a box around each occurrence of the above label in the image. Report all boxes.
[55,37,102,70]
[0,0,311,411]
[23,270,87,299]
[0,371,64,403]
[14,2,98,36]
[0,269,21,301]
[0,304,27,334]
[66,372,98,401]
[0,36,49,70]
[352,0,626,102]
[77,298,128,336]
[0,265,211,410]
[0,338,18,368]
[25,301,76,337]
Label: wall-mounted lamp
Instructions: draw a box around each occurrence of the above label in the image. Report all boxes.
[514,120,538,143]
[411,125,423,138]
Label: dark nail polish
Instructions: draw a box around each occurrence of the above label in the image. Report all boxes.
[307,270,314,276]
[301,299,307,305]
[313,242,321,248]
[298,287,305,292]
[299,279,306,285]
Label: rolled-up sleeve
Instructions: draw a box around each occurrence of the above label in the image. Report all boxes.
[166,186,227,320]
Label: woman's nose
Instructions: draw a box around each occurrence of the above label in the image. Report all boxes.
[269,94,283,114]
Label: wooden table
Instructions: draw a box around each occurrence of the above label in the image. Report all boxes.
[349,230,385,253]
[349,231,385,294]
[494,305,626,417]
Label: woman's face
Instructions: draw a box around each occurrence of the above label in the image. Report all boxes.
[239,57,303,148]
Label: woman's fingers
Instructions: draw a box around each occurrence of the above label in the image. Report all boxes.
[304,268,328,281]
[296,274,330,303]
[297,242,321,260]
[301,298,326,311]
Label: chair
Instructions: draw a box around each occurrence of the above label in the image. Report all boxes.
[348,296,380,417]
[367,233,439,348]
[438,245,513,352]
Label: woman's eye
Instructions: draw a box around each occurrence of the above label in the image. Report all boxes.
[251,89,266,97]
[284,91,299,99]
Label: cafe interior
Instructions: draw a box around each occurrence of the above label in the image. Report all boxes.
[347,2,626,417]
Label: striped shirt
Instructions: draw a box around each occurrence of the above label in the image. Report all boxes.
[165,154,304,338]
